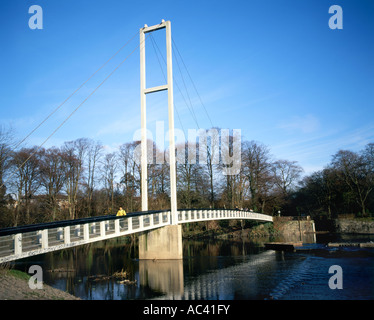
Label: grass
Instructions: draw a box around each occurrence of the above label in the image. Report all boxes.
[8,269,31,281]
[0,263,30,281]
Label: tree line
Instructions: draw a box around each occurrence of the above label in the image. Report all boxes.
[0,125,373,228]
[295,143,374,219]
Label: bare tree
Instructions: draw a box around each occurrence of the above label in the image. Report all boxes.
[332,147,374,216]
[85,140,103,215]
[101,152,118,214]
[39,147,67,221]
[272,159,303,196]
[0,125,14,202]
[205,128,220,207]
[153,149,169,195]
[362,143,374,179]
[119,142,141,212]
[10,147,42,225]
[241,141,272,212]
[62,139,88,219]
[177,141,195,208]
[300,167,337,218]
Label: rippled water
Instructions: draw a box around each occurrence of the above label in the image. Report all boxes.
[13,234,374,300]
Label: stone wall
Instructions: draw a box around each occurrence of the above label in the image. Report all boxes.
[273,217,316,243]
[334,219,374,234]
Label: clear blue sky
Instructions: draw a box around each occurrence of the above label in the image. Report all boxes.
[1,0,373,175]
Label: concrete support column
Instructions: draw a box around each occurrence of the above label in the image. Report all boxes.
[139,225,183,260]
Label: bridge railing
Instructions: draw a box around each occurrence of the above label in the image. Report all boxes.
[0,210,172,263]
[0,209,272,263]
[177,208,273,224]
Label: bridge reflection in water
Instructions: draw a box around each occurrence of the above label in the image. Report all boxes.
[139,260,184,299]
[139,250,277,300]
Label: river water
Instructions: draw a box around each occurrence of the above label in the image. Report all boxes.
[13,233,374,300]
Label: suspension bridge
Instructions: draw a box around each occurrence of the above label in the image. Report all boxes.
[0,20,272,263]
[0,208,272,263]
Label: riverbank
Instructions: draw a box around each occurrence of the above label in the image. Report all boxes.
[0,269,80,300]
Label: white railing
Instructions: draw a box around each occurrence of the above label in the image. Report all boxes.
[0,209,272,263]
[178,209,273,224]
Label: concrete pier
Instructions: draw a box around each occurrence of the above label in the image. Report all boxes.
[139,225,183,260]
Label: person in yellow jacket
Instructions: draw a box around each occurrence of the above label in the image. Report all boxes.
[116,207,126,216]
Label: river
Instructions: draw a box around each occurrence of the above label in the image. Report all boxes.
[12,233,374,300]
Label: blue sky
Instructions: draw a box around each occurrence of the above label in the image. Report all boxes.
[1,0,373,175]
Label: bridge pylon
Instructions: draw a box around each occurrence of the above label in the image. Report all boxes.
[139,20,182,259]
[139,20,177,224]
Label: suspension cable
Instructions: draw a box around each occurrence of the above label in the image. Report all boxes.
[173,45,200,128]
[149,34,186,136]
[172,37,214,128]
[12,30,140,152]
[1,33,150,190]
[149,34,200,130]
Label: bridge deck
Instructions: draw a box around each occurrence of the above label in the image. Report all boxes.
[0,209,272,263]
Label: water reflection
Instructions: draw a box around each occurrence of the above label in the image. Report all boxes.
[12,234,374,300]
[139,260,184,298]
[153,250,278,300]
[15,237,275,300]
